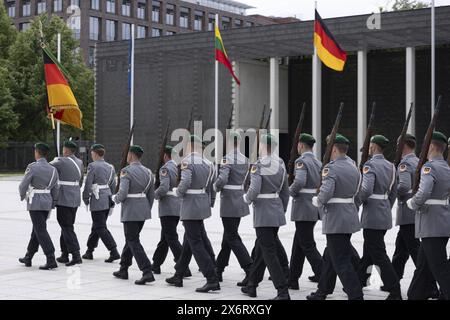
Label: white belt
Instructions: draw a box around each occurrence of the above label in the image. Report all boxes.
[92,184,109,200]
[425,199,449,206]
[166,191,176,196]
[223,185,244,191]
[186,189,206,195]
[328,198,354,204]
[59,181,79,187]
[299,189,317,194]
[127,193,147,198]
[257,193,279,199]
[27,188,51,204]
[369,194,389,200]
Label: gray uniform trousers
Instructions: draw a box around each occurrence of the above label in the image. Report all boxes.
[27,211,55,256]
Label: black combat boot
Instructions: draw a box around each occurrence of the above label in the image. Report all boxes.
[113,266,129,280]
[271,287,291,300]
[308,274,320,283]
[56,252,69,264]
[183,268,192,278]
[135,272,155,285]
[82,249,94,260]
[241,286,257,298]
[237,268,250,287]
[306,291,328,300]
[19,252,34,267]
[195,281,221,293]
[151,264,161,274]
[39,254,58,270]
[105,248,120,263]
[386,287,403,300]
[216,268,224,282]
[166,274,183,287]
[288,279,299,290]
[66,251,83,267]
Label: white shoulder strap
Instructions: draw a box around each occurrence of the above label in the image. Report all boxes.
[46,168,57,190]
[388,163,396,193]
[67,156,82,179]
[142,169,153,194]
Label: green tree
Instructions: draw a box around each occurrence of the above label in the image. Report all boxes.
[391,0,429,11]
[8,14,94,143]
[0,2,17,61]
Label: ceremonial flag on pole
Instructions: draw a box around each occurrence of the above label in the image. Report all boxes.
[42,46,82,129]
[314,10,347,72]
[215,25,240,85]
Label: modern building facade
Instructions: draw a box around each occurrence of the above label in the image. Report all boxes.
[4,0,273,66]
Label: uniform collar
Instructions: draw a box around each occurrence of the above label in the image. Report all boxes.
[37,158,47,163]
[430,155,444,161]
[334,155,346,161]
[302,151,314,157]
[403,153,415,160]
[130,161,141,166]
[372,154,384,160]
[95,159,105,162]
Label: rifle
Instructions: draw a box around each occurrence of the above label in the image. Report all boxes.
[413,95,442,193]
[223,104,234,156]
[447,144,450,167]
[155,120,171,189]
[115,123,135,193]
[393,102,414,167]
[359,102,377,171]
[264,108,272,130]
[288,103,306,185]
[318,103,345,191]
[177,106,195,184]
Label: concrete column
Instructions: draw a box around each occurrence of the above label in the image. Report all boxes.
[312,50,322,158]
[270,57,280,130]
[232,61,239,128]
[357,50,368,164]
[406,47,416,134]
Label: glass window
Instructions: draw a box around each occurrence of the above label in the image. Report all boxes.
[91,0,100,10]
[8,3,15,18]
[106,20,117,41]
[137,25,146,39]
[20,22,30,31]
[151,28,161,37]
[137,1,146,19]
[122,0,131,16]
[122,22,131,40]
[166,4,175,26]
[194,11,203,31]
[106,0,116,14]
[88,47,95,68]
[152,1,160,23]
[54,0,62,12]
[89,16,100,40]
[245,21,253,27]
[208,14,215,31]
[180,7,189,29]
[37,0,46,14]
[71,0,80,7]
[234,19,242,28]
[166,30,175,36]
[222,16,231,29]
[22,1,31,17]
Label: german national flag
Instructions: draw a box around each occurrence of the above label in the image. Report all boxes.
[43,47,82,129]
[215,25,240,85]
[314,10,347,72]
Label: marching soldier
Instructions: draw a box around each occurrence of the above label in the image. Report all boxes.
[166,135,219,293]
[81,144,120,263]
[288,133,323,289]
[241,134,291,300]
[213,131,253,285]
[152,145,191,276]
[407,132,450,300]
[356,135,402,300]
[311,134,363,300]
[112,145,156,285]
[50,140,84,267]
[18,143,59,270]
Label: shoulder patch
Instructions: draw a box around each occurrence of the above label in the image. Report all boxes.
[25,167,31,175]
[322,168,329,177]
[181,161,189,170]
[296,162,304,169]
[363,166,370,174]
[221,158,228,165]
[160,168,168,177]
[250,165,258,174]
[423,167,431,175]
[399,164,407,172]
[120,170,127,177]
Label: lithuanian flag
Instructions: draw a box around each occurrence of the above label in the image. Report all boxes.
[42,46,82,129]
[215,25,240,85]
[314,10,347,72]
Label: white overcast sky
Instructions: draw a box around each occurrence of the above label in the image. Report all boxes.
[245,0,450,20]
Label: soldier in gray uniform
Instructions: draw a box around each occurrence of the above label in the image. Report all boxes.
[407,131,450,300]
[112,145,156,285]
[152,145,190,276]
[288,133,323,290]
[213,131,253,284]
[50,140,84,267]
[356,135,402,300]
[18,143,59,270]
[166,135,219,293]
[241,134,291,300]
[311,134,363,300]
[81,144,120,263]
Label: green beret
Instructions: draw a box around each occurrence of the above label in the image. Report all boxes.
[34,142,50,152]
[371,135,390,148]
[299,133,316,145]
[164,145,174,154]
[189,134,203,144]
[432,131,447,144]
[64,140,77,150]
[129,145,144,155]
[261,133,278,146]
[334,134,350,145]
[90,144,105,151]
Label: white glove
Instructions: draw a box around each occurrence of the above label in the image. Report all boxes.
[407,198,417,210]
[173,188,179,197]
[243,194,251,204]
[85,204,89,212]
[312,196,319,208]
[112,195,118,204]
[213,184,218,193]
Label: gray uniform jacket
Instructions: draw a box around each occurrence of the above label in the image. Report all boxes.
[317,155,361,235]
[50,155,84,208]
[213,150,250,218]
[243,155,289,228]
[82,159,116,212]
[114,162,155,222]
[19,158,60,211]
[155,159,181,217]
[396,153,418,226]
[357,154,397,230]
[176,152,216,221]
[289,151,322,222]
[410,156,450,238]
